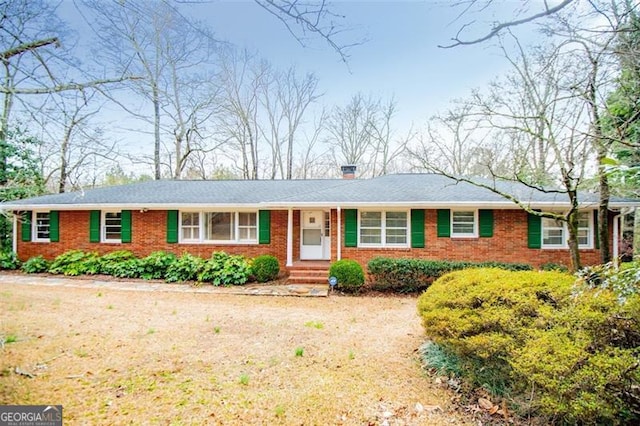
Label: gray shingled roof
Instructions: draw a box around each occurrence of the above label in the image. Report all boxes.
[2,173,637,210]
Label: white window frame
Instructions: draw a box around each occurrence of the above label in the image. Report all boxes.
[358,210,409,248]
[102,211,122,243]
[180,212,200,242]
[179,210,258,244]
[451,210,478,238]
[542,211,594,249]
[32,211,51,242]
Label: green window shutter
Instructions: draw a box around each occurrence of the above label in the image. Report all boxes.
[594,210,600,249]
[410,209,425,248]
[49,211,60,242]
[259,210,271,244]
[479,209,494,238]
[344,209,357,247]
[21,211,32,242]
[89,210,101,243]
[437,209,451,237]
[121,210,132,243]
[527,212,541,249]
[167,210,179,243]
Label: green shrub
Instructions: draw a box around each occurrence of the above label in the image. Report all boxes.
[251,255,280,282]
[139,251,177,280]
[510,287,640,424]
[367,257,532,293]
[0,251,20,270]
[99,250,142,278]
[328,259,364,293]
[21,255,49,273]
[49,250,101,276]
[164,253,204,283]
[540,262,569,272]
[418,266,640,424]
[198,252,251,286]
[417,268,575,394]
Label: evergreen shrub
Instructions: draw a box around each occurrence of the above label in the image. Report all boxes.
[251,255,280,282]
[328,259,364,293]
[367,257,532,293]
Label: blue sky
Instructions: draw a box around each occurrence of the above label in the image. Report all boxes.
[187,0,543,128]
[54,0,548,173]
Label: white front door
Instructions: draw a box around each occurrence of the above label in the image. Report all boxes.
[300,210,329,260]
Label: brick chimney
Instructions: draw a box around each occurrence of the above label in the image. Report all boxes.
[341,165,357,179]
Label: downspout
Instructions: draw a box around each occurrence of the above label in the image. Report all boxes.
[337,206,342,261]
[286,208,293,267]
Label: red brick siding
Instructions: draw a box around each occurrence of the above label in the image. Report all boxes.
[16,208,608,270]
[17,210,289,269]
[337,209,606,270]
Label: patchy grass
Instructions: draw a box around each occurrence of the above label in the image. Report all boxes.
[0,279,471,425]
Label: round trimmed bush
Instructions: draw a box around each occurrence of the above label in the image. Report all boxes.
[251,255,280,282]
[328,259,365,293]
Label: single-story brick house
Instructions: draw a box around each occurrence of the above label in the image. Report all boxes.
[3,170,638,278]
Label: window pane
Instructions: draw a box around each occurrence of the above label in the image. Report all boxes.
[577,212,589,228]
[452,211,475,235]
[360,228,381,244]
[543,229,564,245]
[105,212,122,240]
[361,211,381,227]
[386,228,407,244]
[35,212,50,239]
[239,227,257,241]
[578,229,589,246]
[205,212,234,240]
[238,212,257,241]
[239,212,256,226]
[181,212,200,240]
[386,211,407,228]
[542,217,564,246]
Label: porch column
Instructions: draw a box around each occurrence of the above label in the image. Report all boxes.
[337,206,342,261]
[12,213,17,254]
[613,214,620,265]
[286,208,293,267]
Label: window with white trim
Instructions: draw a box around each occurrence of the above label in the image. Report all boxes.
[33,212,50,241]
[451,210,477,237]
[359,210,408,247]
[238,212,257,241]
[103,211,122,242]
[179,211,258,243]
[542,211,593,248]
[181,212,200,241]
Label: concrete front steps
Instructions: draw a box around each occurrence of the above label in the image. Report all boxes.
[286,261,330,286]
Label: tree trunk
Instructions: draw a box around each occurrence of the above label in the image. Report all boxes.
[566,193,582,272]
[153,83,161,180]
[634,207,640,261]
[598,161,611,263]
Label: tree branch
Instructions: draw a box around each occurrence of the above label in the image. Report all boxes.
[0,38,60,61]
[439,0,575,48]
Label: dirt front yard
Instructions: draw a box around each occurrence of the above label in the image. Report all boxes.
[0,277,470,425]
